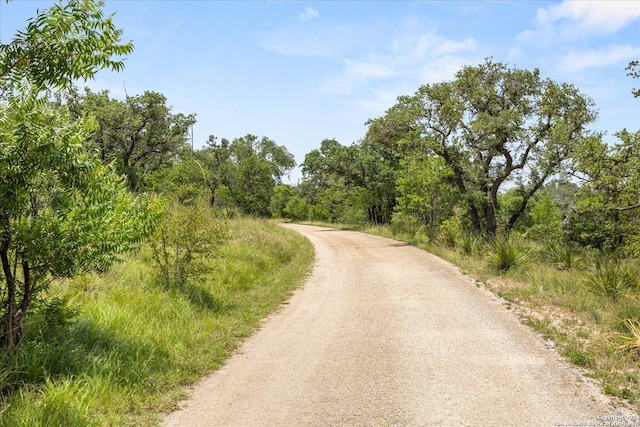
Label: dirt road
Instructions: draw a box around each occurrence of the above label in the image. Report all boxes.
[163,224,629,426]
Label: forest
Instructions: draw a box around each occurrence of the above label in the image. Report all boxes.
[0,0,639,424]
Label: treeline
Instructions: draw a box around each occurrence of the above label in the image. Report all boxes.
[278,59,640,258]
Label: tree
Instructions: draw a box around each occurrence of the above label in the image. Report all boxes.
[394,154,458,227]
[300,139,360,223]
[388,59,597,237]
[0,0,160,351]
[198,135,295,216]
[568,130,640,252]
[145,157,210,205]
[0,0,131,97]
[65,88,196,190]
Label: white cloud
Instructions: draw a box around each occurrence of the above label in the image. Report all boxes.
[409,33,477,58]
[261,21,478,110]
[259,31,342,58]
[322,59,396,95]
[508,47,522,58]
[346,59,396,79]
[536,1,640,34]
[520,0,640,41]
[321,32,477,99]
[558,44,640,72]
[348,84,414,112]
[415,56,473,85]
[299,6,319,21]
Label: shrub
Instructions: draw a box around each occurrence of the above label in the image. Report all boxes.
[459,232,484,256]
[617,319,640,357]
[390,212,424,237]
[436,216,462,248]
[149,200,228,290]
[283,197,310,221]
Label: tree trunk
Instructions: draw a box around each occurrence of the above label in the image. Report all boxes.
[485,204,497,239]
[484,186,500,239]
[468,205,482,236]
[1,248,22,351]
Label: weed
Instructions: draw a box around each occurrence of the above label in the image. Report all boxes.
[561,344,593,368]
[603,383,637,401]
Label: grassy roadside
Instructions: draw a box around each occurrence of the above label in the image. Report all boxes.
[0,218,314,426]
[424,242,639,412]
[307,221,640,414]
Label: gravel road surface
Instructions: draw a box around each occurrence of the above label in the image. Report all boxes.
[163,224,630,426]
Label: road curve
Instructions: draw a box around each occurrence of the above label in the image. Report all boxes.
[163,224,628,426]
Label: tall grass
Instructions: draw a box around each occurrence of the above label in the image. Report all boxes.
[0,218,314,426]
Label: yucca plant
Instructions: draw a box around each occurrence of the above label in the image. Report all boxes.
[459,232,483,256]
[542,240,582,270]
[583,257,638,302]
[617,319,640,357]
[487,235,530,272]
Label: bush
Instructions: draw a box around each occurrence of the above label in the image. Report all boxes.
[390,212,424,237]
[617,319,640,357]
[283,197,310,221]
[436,216,462,248]
[149,200,228,290]
[487,235,530,272]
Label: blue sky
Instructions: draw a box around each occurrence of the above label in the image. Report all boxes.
[2,1,639,183]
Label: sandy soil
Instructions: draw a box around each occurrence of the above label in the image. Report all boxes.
[162,224,632,426]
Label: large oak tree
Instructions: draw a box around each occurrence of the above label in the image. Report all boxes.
[388,59,598,237]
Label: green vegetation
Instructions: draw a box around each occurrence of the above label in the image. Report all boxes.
[486,235,530,273]
[285,58,640,410]
[63,88,197,191]
[0,2,312,425]
[0,218,314,426]
[149,200,228,290]
[0,0,159,352]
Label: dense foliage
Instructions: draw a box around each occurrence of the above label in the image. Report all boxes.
[63,88,196,190]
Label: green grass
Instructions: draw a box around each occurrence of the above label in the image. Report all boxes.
[0,218,314,426]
